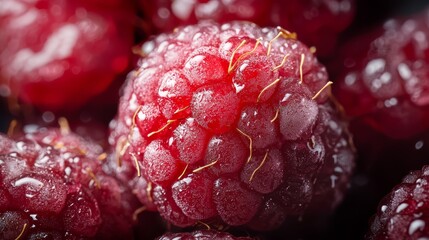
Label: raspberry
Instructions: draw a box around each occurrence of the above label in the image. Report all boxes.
[333,8,429,140]
[0,122,139,239]
[139,0,355,57]
[0,0,134,112]
[110,21,355,231]
[368,165,429,239]
[139,0,274,33]
[157,229,254,240]
[271,0,356,57]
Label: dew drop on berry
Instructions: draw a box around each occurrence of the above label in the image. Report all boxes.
[213,178,262,226]
[279,94,318,140]
[283,136,325,176]
[158,69,192,100]
[191,83,240,134]
[1,155,28,183]
[172,173,217,220]
[135,103,165,137]
[9,173,67,214]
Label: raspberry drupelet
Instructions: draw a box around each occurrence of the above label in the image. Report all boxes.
[0,120,139,239]
[0,0,134,112]
[109,21,355,231]
[368,165,429,239]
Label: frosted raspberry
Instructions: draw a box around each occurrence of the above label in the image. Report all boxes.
[368,165,429,239]
[0,122,139,239]
[0,0,134,112]
[333,7,429,140]
[110,21,355,231]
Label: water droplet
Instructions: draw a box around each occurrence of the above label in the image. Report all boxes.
[396,202,408,213]
[409,219,425,235]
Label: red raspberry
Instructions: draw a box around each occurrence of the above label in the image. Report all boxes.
[0,122,139,239]
[109,21,355,231]
[139,0,273,33]
[333,8,429,140]
[368,165,429,239]
[271,0,356,57]
[157,229,254,240]
[0,0,134,112]
[139,0,355,58]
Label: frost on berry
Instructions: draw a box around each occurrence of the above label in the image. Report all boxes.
[191,83,240,133]
[334,9,429,140]
[143,140,183,184]
[214,178,263,226]
[279,94,319,141]
[368,166,429,239]
[0,125,139,239]
[110,21,355,232]
[172,173,217,220]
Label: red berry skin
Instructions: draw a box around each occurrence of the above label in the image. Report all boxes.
[139,0,355,58]
[0,126,140,239]
[271,0,356,58]
[110,21,355,232]
[157,229,255,240]
[333,9,429,140]
[368,166,429,240]
[0,0,134,112]
[139,0,274,33]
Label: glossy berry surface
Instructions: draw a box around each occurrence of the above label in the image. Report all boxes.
[271,0,355,57]
[0,124,138,239]
[333,8,429,140]
[139,0,355,57]
[109,21,355,231]
[157,229,254,240]
[368,165,429,239]
[139,0,273,32]
[0,0,134,111]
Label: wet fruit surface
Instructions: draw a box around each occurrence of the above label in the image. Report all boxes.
[109,21,355,231]
[0,124,139,239]
[0,0,135,112]
[2,0,429,239]
[139,0,355,57]
[368,165,429,239]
